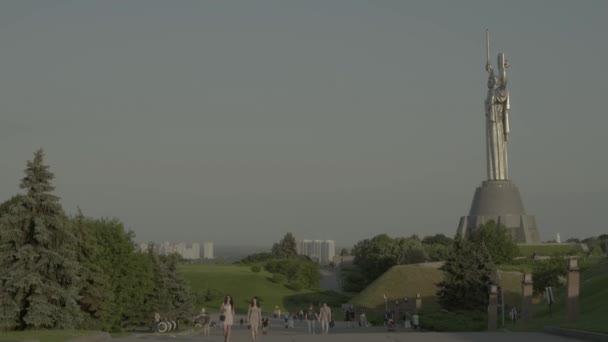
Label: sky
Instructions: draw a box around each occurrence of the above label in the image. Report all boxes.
[1,0,607,247]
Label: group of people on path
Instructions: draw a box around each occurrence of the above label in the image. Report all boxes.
[216,297,334,341]
[196,297,422,342]
[386,310,420,330]
[304,303,333,335]
[218,295,264,342]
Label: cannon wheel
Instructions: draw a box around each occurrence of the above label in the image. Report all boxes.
[157,321,169,333]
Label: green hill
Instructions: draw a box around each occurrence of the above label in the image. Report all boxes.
[351,263,443,311]
[352,262,521,331]
[351,259,608,334]
[350,262,522,325]
[517,258,608,334]
[178,264,348,315]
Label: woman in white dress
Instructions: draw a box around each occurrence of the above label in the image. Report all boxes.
[247,296,262,341]
[220,295,235,342]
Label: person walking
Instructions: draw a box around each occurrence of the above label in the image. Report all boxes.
[199,307,211,337]
[305,303,318,334]
[359,311,367,328]
[319,303,332,334]
[345,307,352,328]
[153,312,161,332]
[247,296,262,341]
[262,317,269,335]
[404,311,411,329]
[220,295,235,342]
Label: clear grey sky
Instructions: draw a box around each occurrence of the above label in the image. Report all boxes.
[1,0,606,246]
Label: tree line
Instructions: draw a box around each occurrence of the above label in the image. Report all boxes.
[240,233,320,292]
[0,150,193,332]
[347,222,517,291]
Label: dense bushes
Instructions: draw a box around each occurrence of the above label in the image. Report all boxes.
[270,273,287,284]
[352,234,448,287]
[241,252,274,264]
[265,257,320,289]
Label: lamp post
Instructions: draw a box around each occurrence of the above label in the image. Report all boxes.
[383,294,387,313]
[488,284,498,330]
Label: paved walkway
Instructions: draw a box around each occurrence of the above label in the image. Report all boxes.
[112,330,583,342]
[318,267,341,292]
[112,319,584,342]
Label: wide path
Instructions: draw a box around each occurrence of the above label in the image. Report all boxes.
[112,319,584,342]
[318,267,341,292]
[112,330,583,342]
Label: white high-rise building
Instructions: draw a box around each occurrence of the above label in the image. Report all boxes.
[298,239,335,265]
[203,242,214,259]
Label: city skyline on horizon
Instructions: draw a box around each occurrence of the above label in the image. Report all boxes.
[1,1,606,246]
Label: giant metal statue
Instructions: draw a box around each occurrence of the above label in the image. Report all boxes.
[485,30,510,180]
[456,31,541,244]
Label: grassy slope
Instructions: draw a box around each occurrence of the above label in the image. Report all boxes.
[351,258,608,333]
[351,263,522,311]
[178,264,348,315]
[513,259,608,334]
[0,330,97,342]
[351,263,443,311]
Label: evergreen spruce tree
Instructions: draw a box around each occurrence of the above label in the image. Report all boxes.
[0,150,82,330]
[436,236,498,311]
[72,209,113,330]
[142,249,193,323]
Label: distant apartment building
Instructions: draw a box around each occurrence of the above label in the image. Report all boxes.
[137,241,200,260]
[297,239,335,265]
[203,241,214,259]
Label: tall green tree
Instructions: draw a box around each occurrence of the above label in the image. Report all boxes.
[422,233,453,246]
[71,210,113,330]
[531,256,567,295]
[395,237,428,264]
[353,234,399,282]
[0,149,82,330]
[469,221,518,264]
[264,256,320,289]
[353,234,430,284]
[436,236,498,311]
[86,217,154,329]
[143,248,194,322]
[271,232,298,258]
[0,195,24,218]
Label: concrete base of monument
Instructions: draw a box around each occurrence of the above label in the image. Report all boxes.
[457,180,541,244]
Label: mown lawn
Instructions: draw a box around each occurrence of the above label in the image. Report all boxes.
[349,262,522,329]
[178,264,349,315]
[510,259,608,334]
[0,330,97,342]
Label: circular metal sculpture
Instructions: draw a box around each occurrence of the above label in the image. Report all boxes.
[157,321,169,333]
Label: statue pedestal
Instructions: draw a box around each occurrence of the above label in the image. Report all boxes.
[457,180,540,243]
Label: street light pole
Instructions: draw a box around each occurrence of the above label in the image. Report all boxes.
[382,293,388,313]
